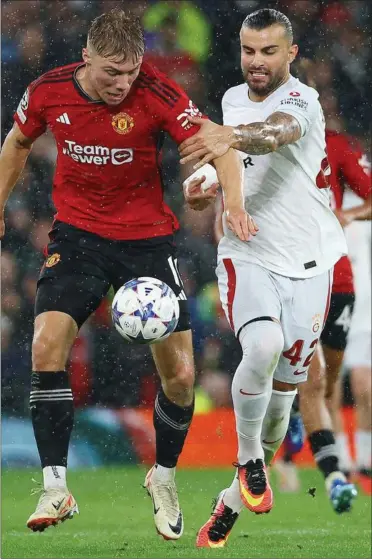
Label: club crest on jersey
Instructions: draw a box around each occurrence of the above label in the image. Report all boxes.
[45,253,61,268]
[112,112,134,135]
[312,313,322,333]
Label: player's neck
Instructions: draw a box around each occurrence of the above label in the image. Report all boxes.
[248,72,291,103]
[75,65,101,101]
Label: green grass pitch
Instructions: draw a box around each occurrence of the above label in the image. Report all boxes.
[2,467,371,558]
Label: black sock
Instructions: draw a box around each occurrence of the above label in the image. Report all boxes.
[30,371,74,468]
[153,387,194,468]
[283,451,294,463]
[308,429,339,478]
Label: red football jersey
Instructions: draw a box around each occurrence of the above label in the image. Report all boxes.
[326,130,371,293]
[14,62,204,240]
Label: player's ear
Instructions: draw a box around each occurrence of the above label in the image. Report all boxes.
[288,44,298,64]
[82,47,90,64]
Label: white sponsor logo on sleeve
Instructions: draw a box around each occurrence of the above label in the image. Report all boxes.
[17,89,29,124]
[176,100,202,129]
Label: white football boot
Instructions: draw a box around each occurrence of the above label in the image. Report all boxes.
[27,484,79,532]
[144,465,183,540]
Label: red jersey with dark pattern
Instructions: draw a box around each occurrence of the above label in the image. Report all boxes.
[327,130,371,293]
[14,62,203,240]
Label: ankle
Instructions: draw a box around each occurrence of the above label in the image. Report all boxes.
[152,464,175,482]
[43,466,67,490]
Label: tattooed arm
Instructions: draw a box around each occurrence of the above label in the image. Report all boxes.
[179,113,302,169]
[232,112,301,155]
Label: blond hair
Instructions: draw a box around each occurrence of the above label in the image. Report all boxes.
[87,9,144,63]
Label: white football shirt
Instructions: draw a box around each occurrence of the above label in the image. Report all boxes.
[219,75,347,278]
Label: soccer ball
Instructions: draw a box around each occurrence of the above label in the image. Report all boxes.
[111,277,180,344]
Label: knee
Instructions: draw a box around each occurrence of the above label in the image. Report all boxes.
[240,321,284,379]
[32,329,66,371]
[163,366,195,404]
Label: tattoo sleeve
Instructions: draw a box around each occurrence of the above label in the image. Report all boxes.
[232,112,302,155]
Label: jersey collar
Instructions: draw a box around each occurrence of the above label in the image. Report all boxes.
[73,63,105,104]
[246,75,298,106]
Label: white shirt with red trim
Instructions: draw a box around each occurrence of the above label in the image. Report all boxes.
[219,75,347,278]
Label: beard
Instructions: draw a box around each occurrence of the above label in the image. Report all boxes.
[242,67,287,97]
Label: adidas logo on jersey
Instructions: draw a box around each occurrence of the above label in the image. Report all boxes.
[56,113,71,124]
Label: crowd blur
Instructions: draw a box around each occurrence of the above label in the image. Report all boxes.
[1,0,371,415]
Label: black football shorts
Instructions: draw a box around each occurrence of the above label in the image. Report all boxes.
[35,221,190,330]
[320,292,355,351]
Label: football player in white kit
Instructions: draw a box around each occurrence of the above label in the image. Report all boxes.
[180,8,354,548]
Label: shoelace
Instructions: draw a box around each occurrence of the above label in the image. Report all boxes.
[247,469,266,494]
[233,460,267,495]
[30,479,67,512]
[153,481,180,521]
[208,498,238,542]
[30,478,44,497]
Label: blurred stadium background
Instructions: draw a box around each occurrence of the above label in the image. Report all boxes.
[1,0,371,473]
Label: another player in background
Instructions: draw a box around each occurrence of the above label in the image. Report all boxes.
[337,185,371,495]
[0,9,253,539]
[181,9,348,547]
[274,59,371,502]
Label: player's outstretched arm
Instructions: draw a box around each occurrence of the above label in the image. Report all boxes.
[232,112,302,155]
[179,113,301,169]
[0,123,34,238]
[213,148,259,242]
[182,151,258,241]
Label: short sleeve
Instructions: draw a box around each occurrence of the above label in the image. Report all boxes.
[13,85,47,140]
[221,91,234,125]
[340,143,372,199]
[160,90,207,144]
[273,87,321,137]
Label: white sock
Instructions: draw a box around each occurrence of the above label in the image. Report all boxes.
[223,473,243,514]
[335,433,354,472]
[43,466,67,490]
[261,389,297,465]
[355,430,372,470]
[153,464,175,482]
[232,321,284,463]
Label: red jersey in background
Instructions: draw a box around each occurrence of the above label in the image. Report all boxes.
[326,130,371,293]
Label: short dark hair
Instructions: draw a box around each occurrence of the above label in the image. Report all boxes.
[88,9,144,63]
[242,8,293,43]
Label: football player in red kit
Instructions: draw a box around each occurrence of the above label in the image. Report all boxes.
[0,9,254,538]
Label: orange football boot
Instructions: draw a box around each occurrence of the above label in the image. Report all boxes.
[235,458,273,514]
[196,490,239,548]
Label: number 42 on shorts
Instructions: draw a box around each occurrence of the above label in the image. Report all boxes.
[283,338,319,372]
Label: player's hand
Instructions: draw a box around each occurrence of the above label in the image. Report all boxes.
[334,208,353,228]
[179,117,234,169]
[183,176,219,211]
[225,207,259,242]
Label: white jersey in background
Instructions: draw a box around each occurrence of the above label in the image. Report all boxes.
[220,75,347,278]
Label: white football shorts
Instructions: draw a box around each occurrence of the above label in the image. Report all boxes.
[217,258,333,384]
